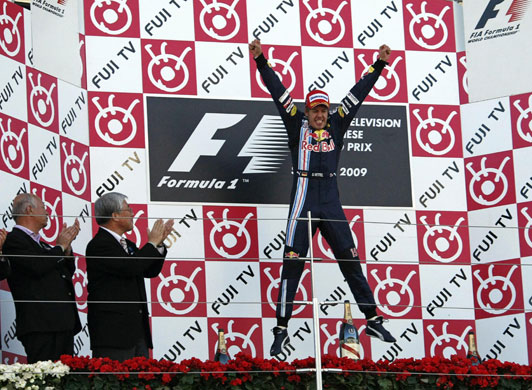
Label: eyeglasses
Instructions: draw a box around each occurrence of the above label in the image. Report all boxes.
[119,207,133,213]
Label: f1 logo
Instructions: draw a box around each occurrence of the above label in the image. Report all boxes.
[476,0,505,29]
[167,113,288,174]
[476,0,530,29]
[168,113,245,172]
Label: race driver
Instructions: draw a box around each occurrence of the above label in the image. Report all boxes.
[249,39,396,356]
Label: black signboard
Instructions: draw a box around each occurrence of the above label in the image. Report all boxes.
[147,96,412,207]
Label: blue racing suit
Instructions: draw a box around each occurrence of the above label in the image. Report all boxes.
[254,53,387,326]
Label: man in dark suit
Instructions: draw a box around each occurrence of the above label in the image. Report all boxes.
[86,192,173,361]
[3,193,81,363]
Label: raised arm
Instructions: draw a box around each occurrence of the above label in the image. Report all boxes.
[379,44,391,62]
[334,44,391,135]
[249,39,263,59]
[249,39,303,143]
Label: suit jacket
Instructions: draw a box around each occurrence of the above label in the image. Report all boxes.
[86,228,166,350]
[3,227,81,337]
[0,256,10,280]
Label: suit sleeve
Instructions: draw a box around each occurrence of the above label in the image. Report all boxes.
[0,256,10,280]
[86,238,164,279]
[3,232,67,277]
[332,58,387,138]
[63,256,76,277]
[254,53,303,147]
[135,242,166,278]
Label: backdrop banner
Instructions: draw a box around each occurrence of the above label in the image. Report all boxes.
[31,0,81,86]
[464,0,532,102]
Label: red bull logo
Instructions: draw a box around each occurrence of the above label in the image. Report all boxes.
[285,251,299,259]
[310,129,330,141]
[302,138,335,152]
[302,129,335,152]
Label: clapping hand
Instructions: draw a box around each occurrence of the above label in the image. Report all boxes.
[148,219,175,247]
[0,228,7,251]
[56,219,80,255]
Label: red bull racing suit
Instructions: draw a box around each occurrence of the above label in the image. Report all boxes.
[254,53,387,326]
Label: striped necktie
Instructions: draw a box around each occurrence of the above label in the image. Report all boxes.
[39,241,51,249]
[119,238,129,253]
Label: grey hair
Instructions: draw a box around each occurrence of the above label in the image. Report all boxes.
[94,192,128,226]
[12,193,38,222]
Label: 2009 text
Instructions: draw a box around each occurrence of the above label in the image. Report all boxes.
[339,167,367,177]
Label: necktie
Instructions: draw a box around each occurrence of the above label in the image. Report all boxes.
[39,241,51,249]
[120,238,129,253]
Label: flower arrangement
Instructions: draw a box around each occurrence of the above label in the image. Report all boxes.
[0,360,69,389]
[1,354,531,389]
[59,354,532,390]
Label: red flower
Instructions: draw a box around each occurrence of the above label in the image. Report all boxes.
[287,374,301,383]
[55,353,532,389]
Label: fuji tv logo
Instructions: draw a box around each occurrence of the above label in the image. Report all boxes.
[303,0,349,45]
[0,2,22,58]
[199,0,241,41]
[90,0,132,35]
[255,47,299,95]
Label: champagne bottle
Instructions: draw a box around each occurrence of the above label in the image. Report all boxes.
[214,328,230,364]
[339,300,360,360]
[466,331,481,365]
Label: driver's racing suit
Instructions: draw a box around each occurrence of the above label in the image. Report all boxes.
[254,53,387,325]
